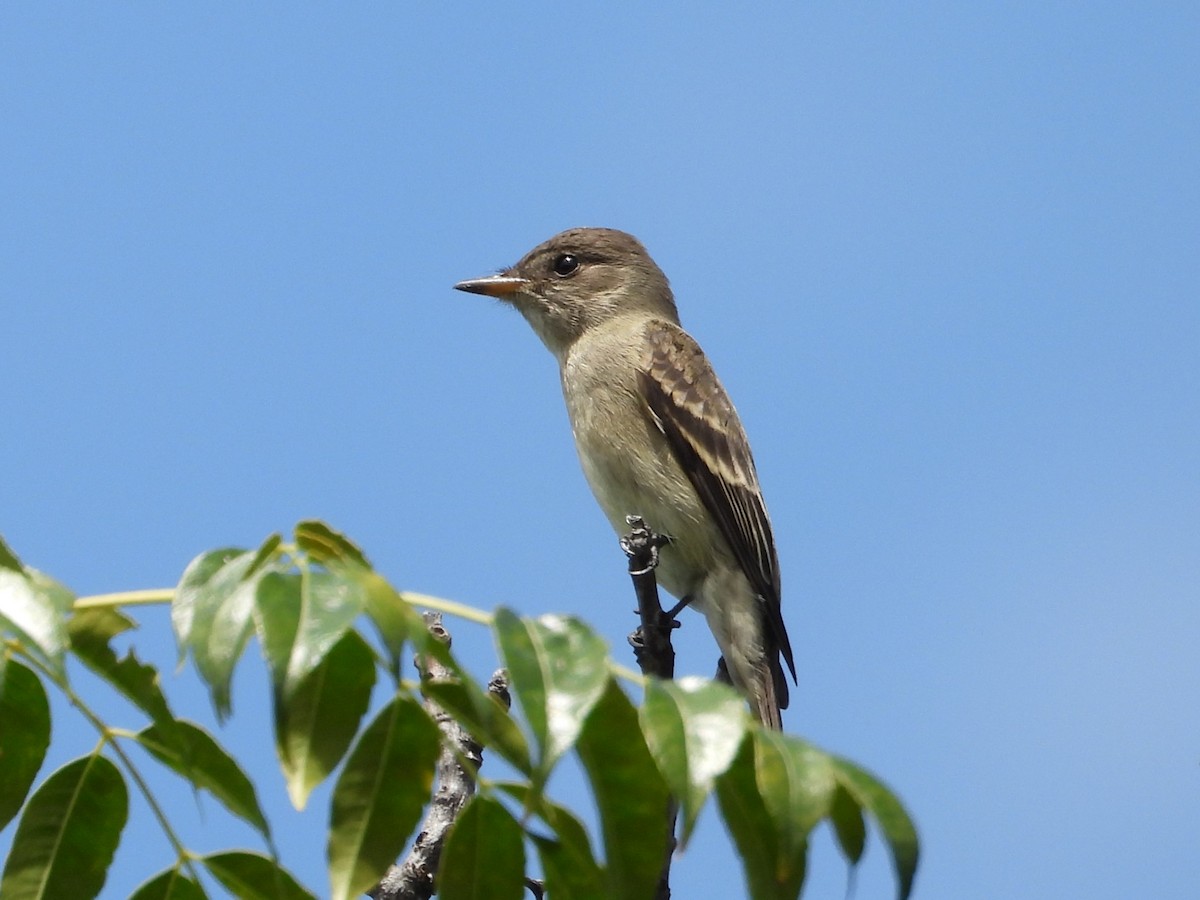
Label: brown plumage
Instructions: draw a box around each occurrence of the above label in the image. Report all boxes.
[640,324,796,711]
[455,227,796,727]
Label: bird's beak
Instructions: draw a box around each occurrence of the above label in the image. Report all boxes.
[453,274,529,298]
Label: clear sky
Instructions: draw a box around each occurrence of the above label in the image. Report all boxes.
[3,5,1198,899]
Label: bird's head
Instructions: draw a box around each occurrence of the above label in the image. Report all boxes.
[454,227,679,357]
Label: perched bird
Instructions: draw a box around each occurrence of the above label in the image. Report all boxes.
[454,228,795,728]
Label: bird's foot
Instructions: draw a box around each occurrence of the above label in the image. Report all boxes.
[620,515,671,576]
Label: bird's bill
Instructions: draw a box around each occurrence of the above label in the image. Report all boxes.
[453,274,529,298]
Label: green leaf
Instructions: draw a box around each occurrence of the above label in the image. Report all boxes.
[202,851,316,900]
[575,678,672,900]
[285,569,368,696]
[492,608,608,778]
[715,731,851,900]
[0,659,50,832]
[173,538,282,719]
[68,607,177,731]
[361,576,420,682]
[715,734,802,900]
[173,538,283,656]
[294,520,371,569]
[755,733,836,854]
[253,570,302,691]
[495,784,605,900]
[294,521,412,681]
[172,546,244,656]
[0,535,23,571]
[0,754,128,898]
[135,719,271,840]
[640,676,748,846]
[531,833,606,900]
[437,795,525,900]
[0,540,73,681]
[830,756,919,900]
[255,568,368,701]
[273,630,376,810]
[327,695,441,900]
[128,867,207,900]
[422,676,532,776]
[829,784,866,864]
[247,533,286,574]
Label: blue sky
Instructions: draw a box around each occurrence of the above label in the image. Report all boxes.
[3,4,1198,898]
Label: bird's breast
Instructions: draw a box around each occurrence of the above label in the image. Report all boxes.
[559,334,720,599]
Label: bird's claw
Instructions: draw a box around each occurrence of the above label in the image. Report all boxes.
[621,515,671,574]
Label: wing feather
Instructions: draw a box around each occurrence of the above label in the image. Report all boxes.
[638,322,797,692]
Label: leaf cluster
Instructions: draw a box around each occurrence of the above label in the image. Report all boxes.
[0,523,918,899]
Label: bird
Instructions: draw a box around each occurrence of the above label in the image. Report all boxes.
[454,227,795,728]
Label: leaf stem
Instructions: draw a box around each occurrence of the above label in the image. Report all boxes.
[16,649,206,885]
[609,661,646,686]
[401,592,493,626]
[74,589,174,609]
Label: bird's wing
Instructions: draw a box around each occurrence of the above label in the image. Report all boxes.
[638,321,796,685]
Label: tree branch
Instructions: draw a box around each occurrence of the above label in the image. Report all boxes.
[371,613,510,900]
[620,515,679,900]
[621,515,677,682]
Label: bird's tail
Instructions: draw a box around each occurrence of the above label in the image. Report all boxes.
[718,657,784,730]
[754,666,784,730]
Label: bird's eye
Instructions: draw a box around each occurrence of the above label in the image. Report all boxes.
[552,253,580,277]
